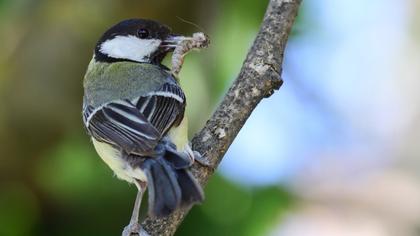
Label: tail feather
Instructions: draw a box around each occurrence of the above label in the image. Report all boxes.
[176,169,204,207]
[143,150,204,217]
[144,158,181,217]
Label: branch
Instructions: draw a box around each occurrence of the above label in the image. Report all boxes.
[142,0,302,235]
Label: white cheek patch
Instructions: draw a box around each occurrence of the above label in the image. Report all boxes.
[99,35,161,62]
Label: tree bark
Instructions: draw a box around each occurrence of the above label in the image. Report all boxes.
[141,0,302,235]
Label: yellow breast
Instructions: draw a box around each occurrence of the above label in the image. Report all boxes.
[92,138,147,183]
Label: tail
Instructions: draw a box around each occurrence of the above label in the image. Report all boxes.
[143,150,204,217]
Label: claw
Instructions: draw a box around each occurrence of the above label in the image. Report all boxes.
[122,223,138,236]
[193,151,212,167]
[122,223,149,236]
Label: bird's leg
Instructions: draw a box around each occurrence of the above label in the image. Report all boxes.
[122,182,149,236]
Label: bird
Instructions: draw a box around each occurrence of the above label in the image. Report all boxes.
[82,19,204,235]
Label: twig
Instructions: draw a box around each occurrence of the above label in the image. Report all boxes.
[141,0,302,235]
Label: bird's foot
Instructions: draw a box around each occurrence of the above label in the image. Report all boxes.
[122,223,149,236]
[193,151,212,168]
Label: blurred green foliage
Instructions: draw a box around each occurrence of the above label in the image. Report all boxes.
[0,0,300,235]
[179,176,294,236]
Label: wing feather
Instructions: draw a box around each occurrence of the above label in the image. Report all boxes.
[83,83,185,155]
[84,100,160,155]
[139,83,185,134]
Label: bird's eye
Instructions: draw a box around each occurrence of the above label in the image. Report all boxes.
[137,29,149,39]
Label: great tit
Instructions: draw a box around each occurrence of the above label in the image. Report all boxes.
[82,19,204,235]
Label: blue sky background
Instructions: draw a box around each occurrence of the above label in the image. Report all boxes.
[219,0,415,186]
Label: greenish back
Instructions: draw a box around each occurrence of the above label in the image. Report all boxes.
[83,59,175,107]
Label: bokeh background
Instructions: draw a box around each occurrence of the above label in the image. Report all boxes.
[1,0,420,235]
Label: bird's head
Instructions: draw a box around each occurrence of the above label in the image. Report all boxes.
[94,19,184,64]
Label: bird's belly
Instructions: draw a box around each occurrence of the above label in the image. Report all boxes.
[92,138,147,183]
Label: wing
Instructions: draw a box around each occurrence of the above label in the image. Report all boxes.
[83,99,161,155]
[83,83,186,155]
[133,83,185,134]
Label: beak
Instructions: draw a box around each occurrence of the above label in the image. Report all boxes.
[160,34,186,51]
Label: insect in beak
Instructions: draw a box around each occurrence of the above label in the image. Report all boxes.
[160,34,187,51]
